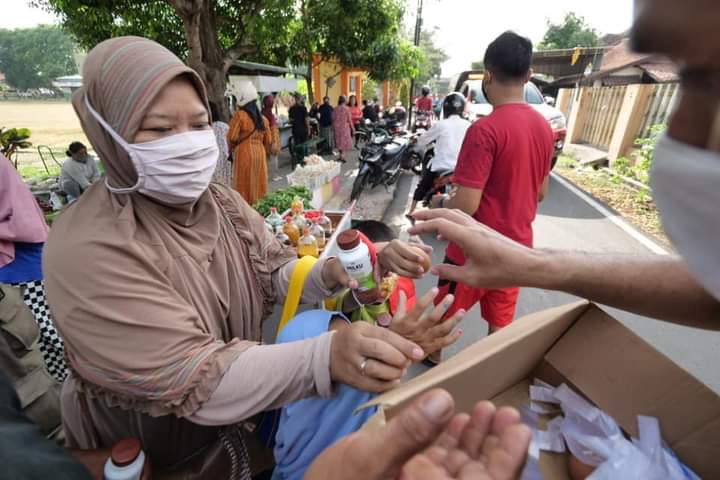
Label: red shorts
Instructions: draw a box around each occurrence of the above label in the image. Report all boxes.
[436,276,520,329]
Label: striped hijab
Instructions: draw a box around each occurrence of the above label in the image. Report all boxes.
[43,37,271,417]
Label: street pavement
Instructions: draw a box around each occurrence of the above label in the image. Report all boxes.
[264,150,720,394]
[385,172,720,393]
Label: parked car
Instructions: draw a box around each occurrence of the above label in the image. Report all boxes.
[454,72,567,167]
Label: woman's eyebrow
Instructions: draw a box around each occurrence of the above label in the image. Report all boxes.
[143,110,207,120]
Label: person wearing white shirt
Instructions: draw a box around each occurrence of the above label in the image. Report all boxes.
[407,93,470,216]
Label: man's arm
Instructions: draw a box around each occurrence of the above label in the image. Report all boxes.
[538,176,550,202]
[435,185,483,216]
[410,209,720,329]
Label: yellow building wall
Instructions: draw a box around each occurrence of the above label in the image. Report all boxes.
[313,55,366,105]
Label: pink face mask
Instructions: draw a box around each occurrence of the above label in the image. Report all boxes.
[85,97,218,204]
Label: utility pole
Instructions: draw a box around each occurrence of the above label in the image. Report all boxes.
[407,0,423,129]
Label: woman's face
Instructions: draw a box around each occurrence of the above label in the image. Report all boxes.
[71,148,87,160]
[134,78,210,144]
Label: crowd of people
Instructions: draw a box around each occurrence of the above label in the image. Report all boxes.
[1,0,719,478]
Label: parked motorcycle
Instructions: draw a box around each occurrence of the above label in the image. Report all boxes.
[351,133,412,201]
[403,134,434,176]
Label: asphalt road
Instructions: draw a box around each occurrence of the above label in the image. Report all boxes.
[384,172,720,393]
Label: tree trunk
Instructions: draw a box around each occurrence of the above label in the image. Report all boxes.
[306,62,314,104]
[172,0,231,122]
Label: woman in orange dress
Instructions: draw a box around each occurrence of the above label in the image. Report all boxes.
[262,94,281,172]
[228,82,272,204]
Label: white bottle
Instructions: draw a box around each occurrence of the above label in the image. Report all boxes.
[337,229,381,305]
[104,438,146,480]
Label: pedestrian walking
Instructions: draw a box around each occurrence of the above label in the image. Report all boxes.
[289,93,310,145]
[209,103,232,187]
[333,95,355,163]
[228,81,272,204]
[428,31,554,363]
[318,96,335,154]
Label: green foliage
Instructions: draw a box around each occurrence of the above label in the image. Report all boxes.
[612,124,665,186]
[0,25,77,90]
[0,127,33,165]
[470,60,484,71]
[291,0,420,84]
[415,28,448,87]
[253,186,313,217]
[362,76,378,102]
[537,13,600,50]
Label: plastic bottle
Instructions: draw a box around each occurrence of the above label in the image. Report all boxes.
[293,211,309,232]
[283,217,300,246]
[275,225,292,246]
[291,196,305,216]
[337,229,382,305]
[103,438,148,480]
[310,218,326,249]
[266,207,284,230]
[318,209,333,236]
[297,227,319,258]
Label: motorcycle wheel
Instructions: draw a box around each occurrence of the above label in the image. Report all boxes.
[351,171,370,201]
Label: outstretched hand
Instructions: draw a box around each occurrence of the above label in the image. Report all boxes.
[408,209,538,290]
[305,389,531,480]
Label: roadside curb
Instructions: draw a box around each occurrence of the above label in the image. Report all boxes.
[551,172,669,255]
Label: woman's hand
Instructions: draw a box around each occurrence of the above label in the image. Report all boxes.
[390,288,464,356]
[377,240,433,279]
[330,321,424,393]
[322,257,359,291]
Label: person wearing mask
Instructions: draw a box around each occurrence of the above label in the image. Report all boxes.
[209,103,232,187]
[363,99,378,123]
[1,154,68,383]
[332,95,355,163]
[289,94,310,146]
[228,81,272,204]
[318,96,335,154]
[60,141,101,201]
[407,93,471,218]
[42,36,443,478]
[428,32,554,359]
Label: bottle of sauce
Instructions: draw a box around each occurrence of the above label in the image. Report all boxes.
[318,209,333,236]
[103,438,149,480]
[275,226,292,246]
[297,227,319,258]
[337,229,382,305]
[291,196,305,216]
[310,218,326,249]
[266,207,284,230]
[283,217,300,246]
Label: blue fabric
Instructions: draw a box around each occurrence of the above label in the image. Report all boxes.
[272,310,377,480]
[318,104,334,127]
[0,242,44,284]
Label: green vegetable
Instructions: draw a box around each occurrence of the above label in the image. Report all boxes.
[253,186,313,217]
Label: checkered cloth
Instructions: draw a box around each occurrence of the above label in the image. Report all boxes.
[13,281,68,382]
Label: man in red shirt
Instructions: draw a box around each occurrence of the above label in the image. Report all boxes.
[431,31,554,343]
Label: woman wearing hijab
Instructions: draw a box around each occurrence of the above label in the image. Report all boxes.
[1,154,68,382]
[332,95,355,163]
[228,82,271,204]
[262,94,281,173]
[209,103,232,187]
[42,37,442,479]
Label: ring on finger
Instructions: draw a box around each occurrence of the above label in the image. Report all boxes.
[360,358,369,376]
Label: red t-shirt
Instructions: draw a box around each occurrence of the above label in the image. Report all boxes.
[447,103,553,264]
[416,96,433,111]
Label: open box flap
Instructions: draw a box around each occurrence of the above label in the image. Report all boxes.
[545,305,720,478]
[361,301,589,415]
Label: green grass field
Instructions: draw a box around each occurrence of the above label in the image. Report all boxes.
[1,100,88,177]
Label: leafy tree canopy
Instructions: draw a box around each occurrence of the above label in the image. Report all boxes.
[538,12,600,50]
[470,60,484,71]
[0,25,77,90]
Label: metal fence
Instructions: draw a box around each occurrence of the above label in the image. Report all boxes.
[577,86,627,151]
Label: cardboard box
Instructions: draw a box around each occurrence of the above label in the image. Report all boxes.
[363,301,720,479]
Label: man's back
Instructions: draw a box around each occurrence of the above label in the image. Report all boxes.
[417,115,470,172]
[448,103,553,263]
[416,96,433,112]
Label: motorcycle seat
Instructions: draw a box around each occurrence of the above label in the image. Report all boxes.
[385,142,405,156]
